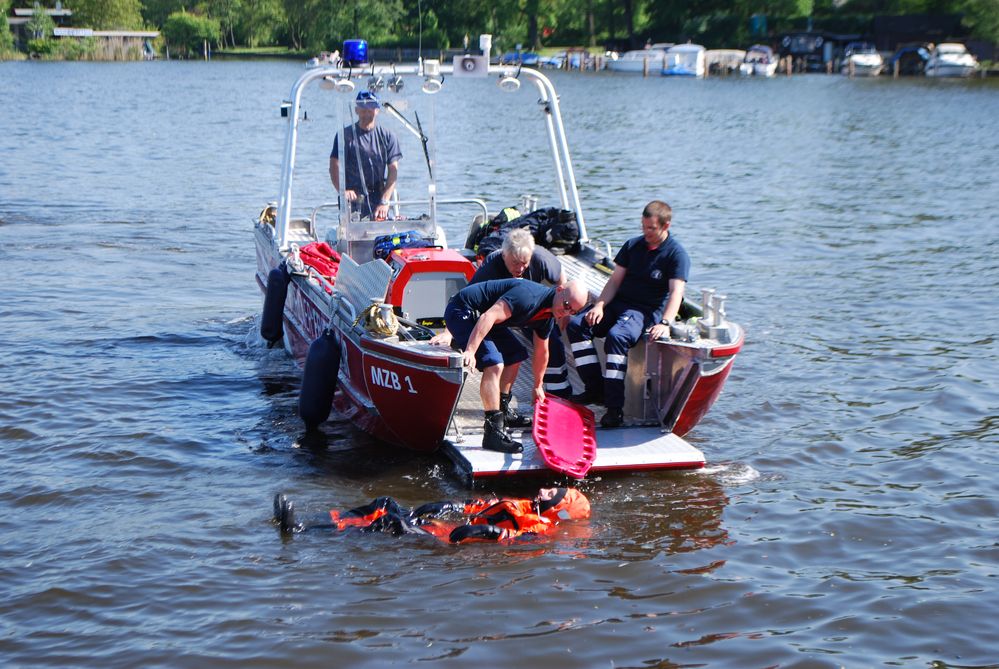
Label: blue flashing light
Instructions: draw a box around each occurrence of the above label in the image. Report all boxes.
[343,39,368,67]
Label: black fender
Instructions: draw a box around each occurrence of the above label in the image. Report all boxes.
[260,264,290,347]
[298,330,341,431]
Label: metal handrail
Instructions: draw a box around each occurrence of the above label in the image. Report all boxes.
[276,64,586,247]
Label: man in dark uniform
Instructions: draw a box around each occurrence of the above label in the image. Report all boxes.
[445,278,589,453]
[567,200,690,428]
[329,90,402,220]
[431,228,572,405]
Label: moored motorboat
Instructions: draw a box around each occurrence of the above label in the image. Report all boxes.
[662,44,706,77]
[840,42,884,77]
[924,43,978,78]
[740,44,778,77]
[706,49,746,76]
[607,44,671,73]
[254,38,743,482]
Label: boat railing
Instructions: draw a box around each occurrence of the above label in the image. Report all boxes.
[276,62,586,249]
[392,197,488,223]
[305,266,337,295]
[330,291,356,323]
[310,202,340,231]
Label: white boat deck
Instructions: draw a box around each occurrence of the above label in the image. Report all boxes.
[443,333,705,483]
[443,424,704,483]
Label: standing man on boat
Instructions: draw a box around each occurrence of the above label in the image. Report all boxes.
[567,200,689,428]
[430,229,573,399]
[445,278,589,453]
[329,90,402,221]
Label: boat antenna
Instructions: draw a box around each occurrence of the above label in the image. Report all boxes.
[415,111,433,181]
[417,0,423,65]
[381,102,432,181]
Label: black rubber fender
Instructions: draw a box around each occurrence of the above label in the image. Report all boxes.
[299,330,341,431]
[260,265,289,347]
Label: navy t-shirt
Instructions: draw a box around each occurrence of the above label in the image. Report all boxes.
[613,234,690,315]
[330,124,402,194]
[452,279,556,339]
[472,247,563,286]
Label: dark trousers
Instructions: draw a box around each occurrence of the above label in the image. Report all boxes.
[566,302,651,408]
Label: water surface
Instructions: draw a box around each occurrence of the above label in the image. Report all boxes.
[1,61,998,668]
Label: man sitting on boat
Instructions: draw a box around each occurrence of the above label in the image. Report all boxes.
[568,200,689,428]
[273,487,590,543]
[445,278,589,453]
[328,90,401,221]
[430,228,572,398]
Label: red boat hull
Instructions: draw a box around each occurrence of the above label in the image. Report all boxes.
[257,241,463,453]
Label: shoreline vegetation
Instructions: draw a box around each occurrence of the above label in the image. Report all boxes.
[2,1,997,65]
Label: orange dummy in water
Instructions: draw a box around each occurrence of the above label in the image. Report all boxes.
[274,487,590,544]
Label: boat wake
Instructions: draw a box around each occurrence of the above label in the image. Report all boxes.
[697,461,760,485]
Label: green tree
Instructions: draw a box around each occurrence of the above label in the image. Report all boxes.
[284,0,404,53]
[205,0,242,48]
[67,0,144,29]
[234,0,285,47]
[960,0,999,43]
[141,0,186,29]
[162,10,221,57]
[25,1,55,39]
[425,0,523,53]
[0,0,17,54]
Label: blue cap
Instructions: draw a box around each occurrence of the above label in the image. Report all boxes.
[355,91,380,109]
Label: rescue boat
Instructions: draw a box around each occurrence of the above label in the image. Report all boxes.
[253,37,744,483]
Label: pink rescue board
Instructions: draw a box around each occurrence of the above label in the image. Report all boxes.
[532,396,598,479]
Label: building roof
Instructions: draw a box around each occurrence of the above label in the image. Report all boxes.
[52,27,160,38]
[13,7,73,16]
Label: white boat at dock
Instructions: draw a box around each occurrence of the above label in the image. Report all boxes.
[924,43,978,78]
[662,44,707,77]
[607,44,671,73]
[706,49,746,76]
[840,42,884,77]
[740,45,778,77]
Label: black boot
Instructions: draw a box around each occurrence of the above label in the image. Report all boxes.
[571,387,605,406]
[482,410,523,453]
[500,392,532,428]
[273,493,300,533]
[600,407,624,428]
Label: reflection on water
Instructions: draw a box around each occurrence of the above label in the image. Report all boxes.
[0,62,997,667]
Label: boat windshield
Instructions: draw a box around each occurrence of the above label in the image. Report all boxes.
[846,43,877,55]
[937,44,966,55]
[287,66,568,255]
[745,46,772,62]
